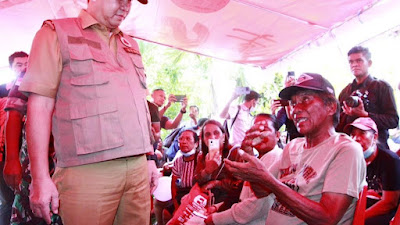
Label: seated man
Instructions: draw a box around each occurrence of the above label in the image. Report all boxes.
[208,113,282,225]
[171,128,199,207]
[222,73,366,225]
[345,117,400,225]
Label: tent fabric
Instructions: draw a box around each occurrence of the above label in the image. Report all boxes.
[0,0,380,69]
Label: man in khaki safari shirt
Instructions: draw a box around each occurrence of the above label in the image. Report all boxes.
[19,0,153,224]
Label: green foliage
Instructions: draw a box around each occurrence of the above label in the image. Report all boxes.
[254,72,284,114]
[136,40,285,139]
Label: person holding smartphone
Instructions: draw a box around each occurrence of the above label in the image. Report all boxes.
[193,120,243,213]
[220,89,260,146]
[205,113,283,225]
[150,88,188,130]
[271,71,303,144]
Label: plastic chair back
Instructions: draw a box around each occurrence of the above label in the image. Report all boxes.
[352,185,368,225]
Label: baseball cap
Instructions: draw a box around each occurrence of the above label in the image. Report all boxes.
[344,117,378,134]
[279,73,335,100]
[138,0,148,4]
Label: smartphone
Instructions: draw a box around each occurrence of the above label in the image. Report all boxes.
[208,139,220,155]
[175,95,186,102]
[235,87,250,95]
[286,71,295,85]
[273,99,289,106]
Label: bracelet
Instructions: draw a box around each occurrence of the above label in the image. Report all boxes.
[180,109,187,114]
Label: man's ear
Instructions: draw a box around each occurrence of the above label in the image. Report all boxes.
[368,59,372,67]
[327,101,338,117]
[275,131,280,140]
[373,131,378,141]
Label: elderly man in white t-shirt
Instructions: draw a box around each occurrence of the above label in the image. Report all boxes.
[222,73,366,225]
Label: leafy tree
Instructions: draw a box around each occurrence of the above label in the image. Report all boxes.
[136,40,285,139]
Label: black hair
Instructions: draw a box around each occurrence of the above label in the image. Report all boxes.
[319,92,340,127]
[180,129,199,143]
[244,90,260,102]
[152,88,164,93]
[200,119,229,156]
[348,46,371,61]
[9,51,28,67]
[189,105,199,112]
[254,113,279,132]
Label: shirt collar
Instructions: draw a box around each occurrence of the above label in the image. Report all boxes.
[351,75,373,89]
[78,10,121,35]
[240,103,250,112]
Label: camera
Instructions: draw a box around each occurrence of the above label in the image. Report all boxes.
[235,87,250,95]
[345,90,369,108]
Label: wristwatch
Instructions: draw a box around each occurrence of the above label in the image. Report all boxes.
[180,109,187,114]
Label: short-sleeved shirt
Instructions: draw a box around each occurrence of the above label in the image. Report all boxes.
[19,10,121,98]
[147,101,160,123]
[227,104,253,145]
[367,148,400,196]
[266,133,366,225]
[161,116,169,129]
[172,156,196,188]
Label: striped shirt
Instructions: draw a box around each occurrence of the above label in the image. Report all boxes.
[172,155,196,188]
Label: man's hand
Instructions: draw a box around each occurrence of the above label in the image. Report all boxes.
[181,97,188,111]
[270,100,282,115]
[225,151,273,198]
[241,120,272,154]
[3,159,22,190]
[224,150,272,185]
[147,160,160,194]
[29,177,59,224]
[167,94,177,107]
[342,98,368,117]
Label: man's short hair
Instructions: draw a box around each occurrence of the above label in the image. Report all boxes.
[254,113,279,132]
[244,90,260,102]
[152,88,164,93]
[319,92,340,127]
[9,51,28,67]
[190,105,199,111]
[348,46,371,61]
[180,128,199,143]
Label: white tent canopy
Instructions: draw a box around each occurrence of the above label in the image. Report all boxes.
[1,0,392,70]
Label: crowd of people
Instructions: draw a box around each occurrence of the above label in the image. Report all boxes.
[0,0,400,225]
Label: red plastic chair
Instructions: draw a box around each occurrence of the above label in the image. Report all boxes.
[352,185,368,225]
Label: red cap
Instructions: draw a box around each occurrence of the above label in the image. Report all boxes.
[138,0,148,4]
[344,117,378,134]
[279,73,335,100]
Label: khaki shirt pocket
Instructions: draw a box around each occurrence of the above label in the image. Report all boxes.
[128,53,147,89]
[68,44,107,76]
[69,97,124,155]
